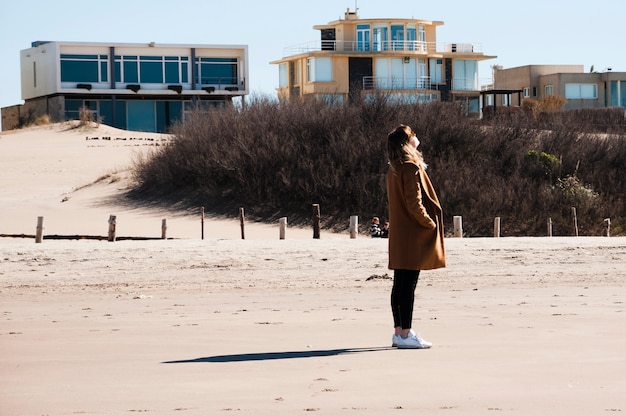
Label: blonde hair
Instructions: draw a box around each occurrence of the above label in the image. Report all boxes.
[387,124,426,171]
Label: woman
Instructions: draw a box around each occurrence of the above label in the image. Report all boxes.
[386,124,445,349]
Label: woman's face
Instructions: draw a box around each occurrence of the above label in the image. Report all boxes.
[407,130,420,150]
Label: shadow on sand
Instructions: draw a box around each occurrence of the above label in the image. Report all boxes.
[162,346,392,364]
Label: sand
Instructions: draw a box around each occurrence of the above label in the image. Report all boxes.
[1,123,625,415]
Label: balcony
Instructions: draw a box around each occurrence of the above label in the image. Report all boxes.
[283,41,483,56]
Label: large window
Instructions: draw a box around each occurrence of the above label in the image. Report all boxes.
[429,59,443,84]
[196,57,238,86]
[115,55,189,84]
[610,81,626,107]
[279,63,288,87]
[357,24,370,51]
[565,83,598,99]
[453,60,477,90]
[307,58,332,82]
[61,54,108,83]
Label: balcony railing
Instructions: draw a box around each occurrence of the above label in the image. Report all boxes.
[283,41,483,56]
[363,76,436,91]
[363,76,482,92]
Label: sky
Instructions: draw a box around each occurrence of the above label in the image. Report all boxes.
[1,0,624,127]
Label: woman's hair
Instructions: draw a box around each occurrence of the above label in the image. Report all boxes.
[387,124,426,170]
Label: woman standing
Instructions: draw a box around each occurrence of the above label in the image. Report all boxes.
[386,124,446,349]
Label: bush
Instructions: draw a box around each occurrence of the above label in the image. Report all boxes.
[129,94,626,236]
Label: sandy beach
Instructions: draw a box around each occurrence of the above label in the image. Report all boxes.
[1,124,625,415]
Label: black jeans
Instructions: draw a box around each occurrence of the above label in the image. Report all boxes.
[391,269,420,329]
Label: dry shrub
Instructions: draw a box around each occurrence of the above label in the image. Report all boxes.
[129,94,625,236]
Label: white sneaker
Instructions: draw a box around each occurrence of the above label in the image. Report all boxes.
[396,331,432,349]
[392,330,419,347]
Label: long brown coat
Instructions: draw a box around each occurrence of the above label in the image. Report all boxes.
[387,161,446,271]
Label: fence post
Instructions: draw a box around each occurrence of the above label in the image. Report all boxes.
[494,217,501,238]
[312,204,320,239]
[453,216,463,238]
[604,218,611,237]
[201,206,205,240]
[239,207,245,240]
[35,216,44,243]
[107,215,117,242]
[547,217,553,237]
[279,217,287,240]
[349,215,359,239]
[571,207,578,236]
[161,219,167,239]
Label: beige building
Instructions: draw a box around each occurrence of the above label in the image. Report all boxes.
[488,65,626,110]
[271,9,495,115]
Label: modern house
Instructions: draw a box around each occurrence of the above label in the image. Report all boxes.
[486,64,626,110]
[270,9,496,114]
[1,41,249,132]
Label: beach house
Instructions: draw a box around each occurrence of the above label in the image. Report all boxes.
[270,9,496,115]
[484,64,626,111]
[1,41,249,132]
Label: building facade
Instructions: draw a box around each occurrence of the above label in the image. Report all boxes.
[1,41,249,132]
[489,64,626,110]
[271,9,495,114]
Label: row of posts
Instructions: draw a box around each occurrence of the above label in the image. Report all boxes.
[32,205,612,243]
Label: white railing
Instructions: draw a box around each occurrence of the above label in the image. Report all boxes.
[283,41,483,56]
[363,76,436,91]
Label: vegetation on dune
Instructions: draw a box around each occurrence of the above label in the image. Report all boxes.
[129,95,626,236]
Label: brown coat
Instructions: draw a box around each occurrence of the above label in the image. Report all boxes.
[387,161,446,271]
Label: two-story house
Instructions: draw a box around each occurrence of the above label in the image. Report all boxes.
[1,41,249,132]
[271,9,495,115]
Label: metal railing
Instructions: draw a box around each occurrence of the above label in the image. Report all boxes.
[363,76,436,91]
[283,40,483,56]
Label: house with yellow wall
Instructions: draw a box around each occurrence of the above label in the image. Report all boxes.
[271,9,495,114]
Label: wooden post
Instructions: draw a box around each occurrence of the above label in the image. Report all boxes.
[161,219,167,239]
[349,215,359,239]
[107,215,117,242]
[604,218,611,237]
[239,207,245,240]
[312,204,320,239]
[35,216,44,243]
[279,217,287,240]
[201,206,205,240]
[453,216,463,238]
[494,217,501,238]
[547,217,553,237]
[571,207,578,236]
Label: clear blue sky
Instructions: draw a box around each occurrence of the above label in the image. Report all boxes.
[1,0,623,122]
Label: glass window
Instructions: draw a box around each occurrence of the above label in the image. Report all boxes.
[140,57,163,83]
[545,85,554,96]
[279,63,288,87]
[406,25,416,51]
[391,25,404,51]
[429,59,443,83]
[565,83,597,99]
[373,25,388,51]
[523,87,530,98]
[315,58,332,82]
[197,57,238,86]
[357,24,370,51]
[61,54,107,83]
[453,60,477,90]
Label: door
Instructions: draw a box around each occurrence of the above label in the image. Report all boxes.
[127,100,156,132]
[349,57,373,102]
